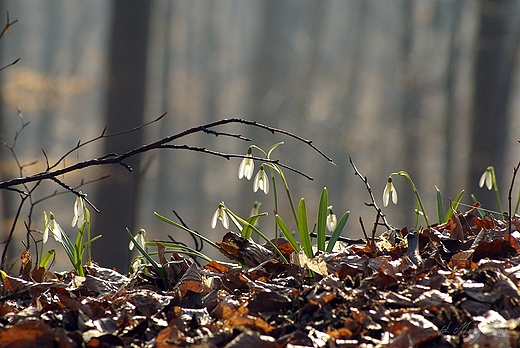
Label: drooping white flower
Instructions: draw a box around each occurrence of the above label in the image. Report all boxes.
[383,177,398,207]
[129,229,147,251]
[211,203,229,229]
[238,152,254,180]
[253,165,269,194]
[43,212,50,244]
[72,193,86,227]
[479,167,493,190]
[326,206,337,232]
[44,212,64,243]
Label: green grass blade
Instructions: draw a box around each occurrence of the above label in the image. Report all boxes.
[275,214,301,252]
[297,198,313,258]
[325,211,350,253]
[445,189,464,222]
[435,186,444,224]
[317,187,328,251]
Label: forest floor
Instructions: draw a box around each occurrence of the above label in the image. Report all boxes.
[1,204,520,347]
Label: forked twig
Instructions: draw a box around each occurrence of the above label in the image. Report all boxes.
[349,156,394,231]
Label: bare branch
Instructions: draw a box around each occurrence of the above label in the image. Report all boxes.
[1,118,331,189]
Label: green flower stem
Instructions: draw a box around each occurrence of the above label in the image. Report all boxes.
[85,208,91,263]
[262,142,298,226]
[267,165,280,240]
[394,171,430,226]
[490,167,504,219]
[267,163,298,227]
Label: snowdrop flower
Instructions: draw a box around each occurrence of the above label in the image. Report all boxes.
[71,193,86,227]
[43,211,63,243]
[129,229,147,251]
[253,165,269,194]
[238,150,254,180]
[479,166,493,190]
[326,206,337,232]
[383,177,398,206]
[211,203,229,229]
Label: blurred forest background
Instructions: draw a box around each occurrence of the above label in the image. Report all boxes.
[1,0,520,272]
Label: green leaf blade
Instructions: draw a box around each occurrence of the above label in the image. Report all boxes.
[275,214,301,253]
[325,211,350,253]
[297,198,313,258]
[435,186,444,224]
[316,187,328,251]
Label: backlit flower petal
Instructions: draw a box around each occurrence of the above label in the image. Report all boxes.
[327,210,337,232]
[211,204,229,229]
[383,178,397,207]
[253,166,269,194]
[238,154,254,180]
[479,168,493,190]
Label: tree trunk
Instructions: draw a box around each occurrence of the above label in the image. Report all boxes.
[92,0,151,271]
[469,0,520,213]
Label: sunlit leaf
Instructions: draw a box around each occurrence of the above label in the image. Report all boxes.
[275,214,301,253]
[316,187,328,251]
[325,211,350,253]
[435,186,443,224]
[297,198,313,259]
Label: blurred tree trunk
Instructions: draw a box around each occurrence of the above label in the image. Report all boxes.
[443,2,464,199]
[400,0,420,223]
[0,3,7,256]
[93,0,151,271]
[469,0,520,212]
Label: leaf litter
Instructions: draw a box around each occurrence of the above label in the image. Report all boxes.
[2,205,520,347]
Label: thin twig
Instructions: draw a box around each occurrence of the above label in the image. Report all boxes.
[48,113,166,172]
[371,210,381,241]
[0,11,18,38]
[0,58,20,73]
[508,161,520,235]
[49,177,100,213]
[172,209,203,252]
[1,118,329,189]
[359,217,369,241]
[349,156,394,230]
[309,232,365,245]
[157,145,313,180]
